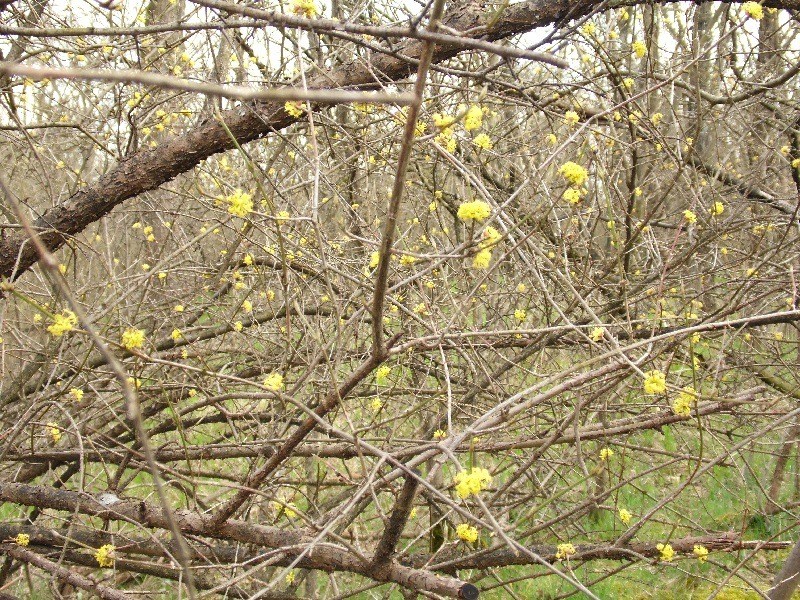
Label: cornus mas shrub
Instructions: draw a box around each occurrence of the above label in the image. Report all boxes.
[1,0,800,598]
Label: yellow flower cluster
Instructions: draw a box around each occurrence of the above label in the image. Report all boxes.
[563,188,582,204]
[742,1,763,20]
[683,209,697,224]
[292,0,317,18]
[15,533,30,547]
[618,508,632,525]
[473,226,502,269]
[564,110,580,127]
[121,327,146,351]
[376,365,392,383]
[48,423,61,443]
[672,386,697,417]
[69,388,84,401]
[656,543,674,562]
[454,467,492,499]
[456,523,478,543]
[709,201,725,217]
[599,447,614,461]
[433,113,457,152]
[263,372,284,391]
[47,310,78,337]
[225,189,253,218]
[433,113,456,131]
[464,105,483,131]
[94,544,115,568]
[558,161,588,187]
[284,101,304,118]
[556,543,576,560]
[693,544,709,562]
[632,40,647,58]
[272,500,297,518]
[643,370,666,394]
[473,133,493,150]
[457,200,491,223]
[589,327,604,342]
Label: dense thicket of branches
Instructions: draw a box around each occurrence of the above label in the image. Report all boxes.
[1,0,800,598]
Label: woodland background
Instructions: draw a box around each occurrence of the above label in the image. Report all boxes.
[1,0,800,598]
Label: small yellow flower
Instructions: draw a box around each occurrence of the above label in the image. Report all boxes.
[94,544,115,568]
[693,544,709,563]
[371,397,383,411]
[263,372,284,391]
[433,429,446,439]
[242,299,253,313]
[672,386,697,417]
[618,508,632,525]
[171,328,182,341]
[683,210,697,224]
[650,112,664,126]
[432,113,456,131]
[742,1,763,20]
[599,447,614,461]
[562,188,582,204]
[285,570,297,584]
[473,133,493,150]
[514,309,526,322]
[121,327,146,351]
[284,100,304,118]
[15,533,30,547]
[563,110,580,127]
[47,310,78,337]
[643,370,666,394]
[517,283,527,293]
[292,0,317,17]
[174,304,185,312]
[709,201,724,217]
[457,200,491,223]
[656,543,674,562]
[454,467,492,499]
[464,105,483,131]
[556,543,577,560]
[47,422,62,444]
[225,189,253,218]
[631,40,647,58]
[456,523,478,543]
[589,327,604,342]
[69,388,84,402]
[375,365,392,384]
[558,161,588,187]
[273,500,297,518]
